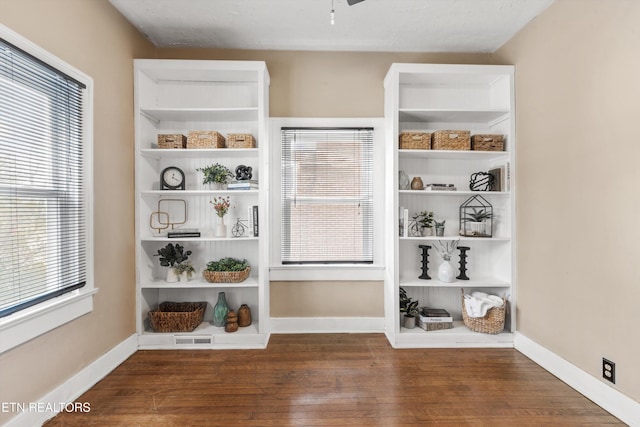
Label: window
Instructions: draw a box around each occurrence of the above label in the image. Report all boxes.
[281,127,373,264]
[0,25,93,353]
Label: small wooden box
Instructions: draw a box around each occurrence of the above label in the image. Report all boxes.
[399,132,431,149]
[187,131,225,149]
[226,133,256,149]
[471,134,505,151]
[432,130,471,150]
[157,134,187,149]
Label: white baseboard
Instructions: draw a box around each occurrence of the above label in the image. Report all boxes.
[4,333,137,427]
[270,317,385,334]
[514,332,640,426]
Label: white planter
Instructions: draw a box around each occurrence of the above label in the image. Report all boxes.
[166,267,179,283]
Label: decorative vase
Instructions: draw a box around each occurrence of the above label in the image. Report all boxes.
[166,267,179,283]
[225,310,239,333]
[410,176,424,190]
[438,257,456,283]
[212,292,229,327]
[179,272,190,282]
[238,304,252,327]
[215,216,227,237]
[399,170,410,190]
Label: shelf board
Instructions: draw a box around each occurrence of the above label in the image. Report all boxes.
[399,236,510,242]
[399,190,509,197]
[138,321,269,349]
[398,108,509,123]
[399,277,511,288]
[140,277,260,289]
[394,321,514,348]
[399,149,509,160]
[140,107,258,122]
[140,189,259,197]
[141,236,259,242]
[140,148,258,159]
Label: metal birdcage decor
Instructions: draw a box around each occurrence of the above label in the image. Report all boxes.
[459,195,493,237]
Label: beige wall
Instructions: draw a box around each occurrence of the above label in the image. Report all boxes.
[493,0,640,401]
[0,0,155,424]
[156,48,491,317]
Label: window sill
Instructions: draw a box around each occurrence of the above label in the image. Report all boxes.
[0,287,98,354]
[269,265,385,281]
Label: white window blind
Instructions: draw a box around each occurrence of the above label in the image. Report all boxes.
[0,38,87,318]
[281,127,373,264]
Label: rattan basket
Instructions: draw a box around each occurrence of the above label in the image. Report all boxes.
[203,267,251,283]
[471,134,505,151]
[399,132,431,150]
[432,130,471,150]
[157,134,187,149]
[226,134,256,148]
[187,131,225,149]
[148,301,206,333]
[461,290,506,334]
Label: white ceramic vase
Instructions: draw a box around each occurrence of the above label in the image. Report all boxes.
[438,259,456,283]
[215,216,227,237]
[166,267,179,283]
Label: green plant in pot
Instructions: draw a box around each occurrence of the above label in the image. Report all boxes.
[464,208,492,236]
[155,243,192,283]
[399,287,419,329]
[196,163,233,188]
[203,257,251,283]
[412,210,434,236]
[435,219,446,237]
[175,261,196,282]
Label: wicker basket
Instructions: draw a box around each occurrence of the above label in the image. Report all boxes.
[461,291,506,334]
[148,301,206,333]
[399,132,431,150]
[157,134,187,149]
[471,134,505,151]
[203,267,251,283]
[226,134,256,149]
[187,131,225,149]
[432,130,471,150]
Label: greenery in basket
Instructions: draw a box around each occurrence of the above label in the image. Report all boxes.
[175,261,196,278]
[412,210,434,229]
[399,287,419,318]
[464,207,493,222]
[155,243,192,268]
[205,257,249,272]
[196,163,233,185]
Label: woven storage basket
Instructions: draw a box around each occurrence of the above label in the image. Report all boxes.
[187,131,225,149]
[148,301,206,333]
[399,132,431,150]
[226,134,256,149]
[203,267,251,283]
[461,291,506,334]
[432,130,471,150]
[471,134,505,151]
[157,134,187,149]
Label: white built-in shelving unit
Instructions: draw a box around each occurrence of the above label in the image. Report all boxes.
[134,59,270,349]
[384,63,516,348]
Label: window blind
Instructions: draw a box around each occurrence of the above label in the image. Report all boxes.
[0,38,87,318]
[281,127,373,264]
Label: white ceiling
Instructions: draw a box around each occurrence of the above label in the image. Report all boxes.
[109,0,554,53]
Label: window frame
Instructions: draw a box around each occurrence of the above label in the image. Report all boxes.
[270,117,385,281]
[0,24,95,354]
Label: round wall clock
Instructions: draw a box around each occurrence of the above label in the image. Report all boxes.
[160,166,185,190]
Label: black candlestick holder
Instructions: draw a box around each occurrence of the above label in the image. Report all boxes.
[418,244,431,280]
[456,246,470,280]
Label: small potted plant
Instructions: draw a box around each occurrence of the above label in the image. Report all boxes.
[175,261,196,282]
[155,243,192,283]
[412,210,434,236]
[203,257,251,283]
[399,287,419,329]
[464,208,492,236]
[196,163,233,190]
[435,219,446,237]
[210,196,231,237]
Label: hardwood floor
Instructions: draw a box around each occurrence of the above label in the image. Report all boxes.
[44,334,622,426]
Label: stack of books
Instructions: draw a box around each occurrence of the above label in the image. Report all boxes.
[227,180,259,190]
[424,183,456,191]
[167,228,201,238]
[416,307,453,331]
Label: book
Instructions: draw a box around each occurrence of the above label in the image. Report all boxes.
[247,205,254,236]
[421,307,451,317]
[488,167,503,191]
[227,180,259,190]
[416,319,454,331]
[402,208,409,237]
[252,205,259,237]
[425,185,457,191]
[417,314,453,323]
[168,229,201,238]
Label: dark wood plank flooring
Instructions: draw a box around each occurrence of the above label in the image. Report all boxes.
[44,333,622,426]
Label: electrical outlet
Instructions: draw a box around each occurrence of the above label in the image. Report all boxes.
[602,358,615,384]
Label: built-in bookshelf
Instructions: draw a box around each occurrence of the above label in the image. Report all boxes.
[384,63,516,348]
[134,59,270,349]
